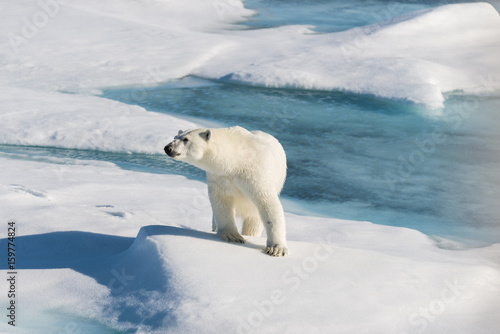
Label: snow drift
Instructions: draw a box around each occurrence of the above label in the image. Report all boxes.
[1,157,499,333]
[1,1,499,109]
[0,86,198,153]
[198,2,500,108]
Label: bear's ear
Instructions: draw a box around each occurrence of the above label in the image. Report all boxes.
[178,130,183,135]
[201,129,211,141]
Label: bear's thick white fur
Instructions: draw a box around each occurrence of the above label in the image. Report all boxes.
[165,126,288,256]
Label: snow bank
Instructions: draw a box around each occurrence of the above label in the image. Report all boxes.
[1,156,499,333]
[0,0,248,93]
[198,2,500,108]
[1,1,498,109]
[0,86,198,153]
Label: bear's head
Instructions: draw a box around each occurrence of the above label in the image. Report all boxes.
[164,128,211,166]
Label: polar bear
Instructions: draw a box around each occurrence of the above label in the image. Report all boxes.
[164,126,288,257]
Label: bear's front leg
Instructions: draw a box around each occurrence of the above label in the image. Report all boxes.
[208,176,245,244]
[211,215,217,232]
[212,200,245,244]
[255,194,289,257]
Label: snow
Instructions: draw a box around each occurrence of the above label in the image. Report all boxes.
[1,0,500,333]
[0,86,198,153]
[1,1,499,109]
[1,156,500,333]
[198,2,500,108]
[1,0,248,93]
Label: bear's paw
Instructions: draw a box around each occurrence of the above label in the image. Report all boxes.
[265,244,289,257]
[219,231,246,244]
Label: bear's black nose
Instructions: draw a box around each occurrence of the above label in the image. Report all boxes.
[164,143,173,156]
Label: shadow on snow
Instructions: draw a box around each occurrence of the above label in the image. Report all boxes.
[0,225,222,332]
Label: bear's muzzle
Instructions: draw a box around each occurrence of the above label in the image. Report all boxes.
[164,143,179,157]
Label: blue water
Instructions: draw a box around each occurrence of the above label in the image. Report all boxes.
[3,0,499,245]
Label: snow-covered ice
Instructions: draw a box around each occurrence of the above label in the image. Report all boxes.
[0,86,198,153]
[1,0,500,333]
[1,156,500,333]
[198,2,500,108]
[1,1,499,109]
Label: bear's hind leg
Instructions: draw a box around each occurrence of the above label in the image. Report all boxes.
[242,215,263,237]
[238,199,263,237]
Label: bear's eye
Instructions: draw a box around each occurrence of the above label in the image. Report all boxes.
[182,138,189,143]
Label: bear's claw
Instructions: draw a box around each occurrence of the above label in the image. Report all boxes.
[220,232,246,244]
[265,245,289,257]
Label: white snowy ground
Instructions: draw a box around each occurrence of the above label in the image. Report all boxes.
[1,0,500,333]
[1,152,500,333]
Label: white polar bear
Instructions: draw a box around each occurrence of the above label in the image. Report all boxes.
[164,126,288,256]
